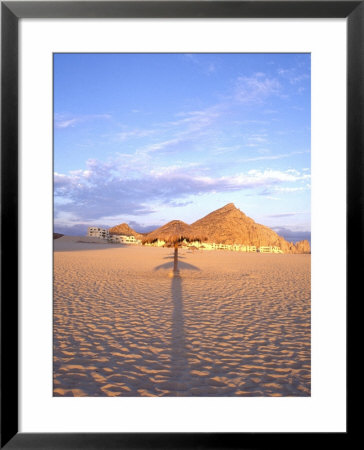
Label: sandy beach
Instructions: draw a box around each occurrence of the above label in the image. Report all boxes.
[53,236,311,397]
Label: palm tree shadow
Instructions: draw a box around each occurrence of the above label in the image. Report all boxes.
[154,261,200,271]
[162,255,186,260]
[153,260,201,396]
[169,275,191,396]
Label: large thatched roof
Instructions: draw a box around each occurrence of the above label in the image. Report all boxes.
[142,220,206,244]
[141,203,310,253]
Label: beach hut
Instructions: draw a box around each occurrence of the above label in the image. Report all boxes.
[142,220,206,276]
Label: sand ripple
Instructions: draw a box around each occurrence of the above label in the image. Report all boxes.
[54,244,310,396]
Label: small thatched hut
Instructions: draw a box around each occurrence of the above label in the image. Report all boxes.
[142,220,206,275]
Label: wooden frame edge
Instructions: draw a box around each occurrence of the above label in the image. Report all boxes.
[1,1,359,448]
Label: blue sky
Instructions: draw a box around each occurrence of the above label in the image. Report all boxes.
[54,53,310,241]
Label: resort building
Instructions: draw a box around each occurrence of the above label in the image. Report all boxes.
[107,236,283,252]
[87,227,110,240]
[258,246,283,254]
[193,242,284,253]
[140,237,282,253]
[109,234,141,245]
[247,246,257,252]
[87,227,142,245]
[108,235,122,244]
[198,243,258,252]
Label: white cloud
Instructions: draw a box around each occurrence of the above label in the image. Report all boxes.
[274,187,306,192]
[55,118,79,129]
[267,211,305,218]
[247,134,268,144]
[278,67,310,85]
[115,128,156,141]
[54,113,111,129]
[169,107,221,131]
[139,138,182,154]
[54,159,310,222]
[184,54,217,74]
[128,107,222,156]
[235,74,281,103]
[240,150,310,163]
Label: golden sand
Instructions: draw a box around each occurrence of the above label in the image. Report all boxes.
[53,237,311,397]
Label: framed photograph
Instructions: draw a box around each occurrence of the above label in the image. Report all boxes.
[1,1,357,448]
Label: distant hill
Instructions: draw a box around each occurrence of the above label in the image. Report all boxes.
[189,203,310,253]
[108,223,143,240]
[53,233,64,240]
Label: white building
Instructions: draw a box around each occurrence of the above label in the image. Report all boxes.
[87,226,110,240]
[198,242,259,252]
[259,246,283,254]
[109,234,141,244]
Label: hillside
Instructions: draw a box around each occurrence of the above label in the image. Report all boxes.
[108,223,143,240]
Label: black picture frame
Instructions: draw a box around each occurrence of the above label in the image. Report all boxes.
[1,1,358,448]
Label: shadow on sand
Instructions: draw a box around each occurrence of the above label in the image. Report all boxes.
[162,255,186,260]
[169,275,190,395]
[154,261,200,271]
[153,259,201,395]
[54,242,128,252]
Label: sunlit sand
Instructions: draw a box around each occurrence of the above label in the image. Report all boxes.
[53,236,311,397]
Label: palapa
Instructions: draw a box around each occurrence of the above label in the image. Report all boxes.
[142,220,206,275]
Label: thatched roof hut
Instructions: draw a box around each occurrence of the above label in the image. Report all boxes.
[142,220,206,276]
[142,220,206,245]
